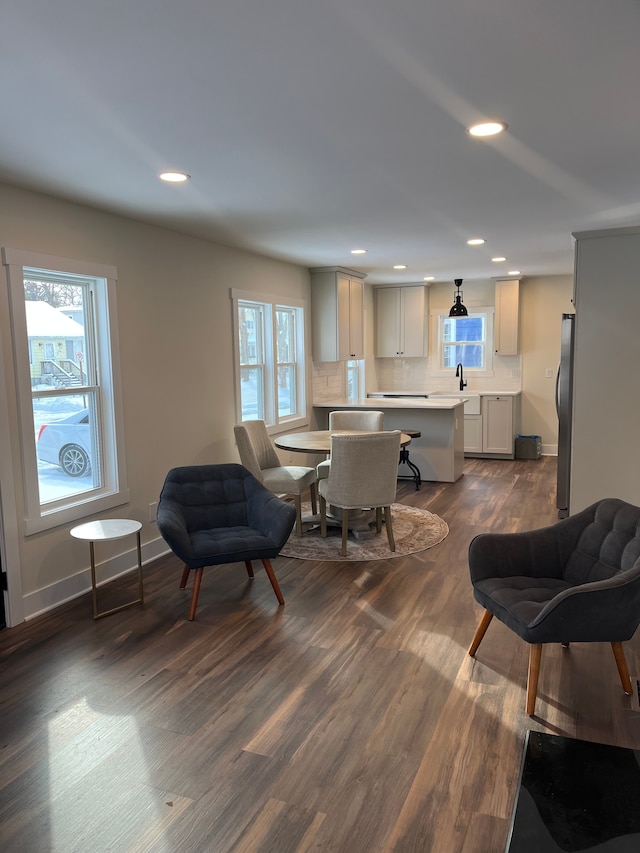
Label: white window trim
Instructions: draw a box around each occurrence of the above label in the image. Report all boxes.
[231,288,309,433]
[2,248,130,534]
[429,306,495,378]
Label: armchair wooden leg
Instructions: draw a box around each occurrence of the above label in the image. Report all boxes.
[188,567,204,621]
[468,610,493,656]
[376,507,382,534]
[245,560,254,578]
[320,495,327,537]
[611,641,633,695]
[341,509,349,557]
[261,558,285,605]
[526,644,542,716]
[180,564,191,589]
[309,482,318,516]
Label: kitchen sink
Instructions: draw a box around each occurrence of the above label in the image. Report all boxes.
[428,392,481,415]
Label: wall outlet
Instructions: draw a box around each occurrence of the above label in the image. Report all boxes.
[148,501,158,522]
[511,367,521,379]
[545,368,553,378]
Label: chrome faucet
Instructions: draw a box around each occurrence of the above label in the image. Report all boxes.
[455,362,467,391]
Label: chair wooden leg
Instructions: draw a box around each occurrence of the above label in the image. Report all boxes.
[341,509,349,557]
[245,560,254,578]
[294,495,303,537]
[611,641,633,695]
[320,495,327,537]
[261,558,285,605]
[180,564,190,589]
[384,505,395,552]
[309,482,318,515]
[468,610,493,656]
[375,507,382,534]
[526,643,543,716]
[188,567,204,621]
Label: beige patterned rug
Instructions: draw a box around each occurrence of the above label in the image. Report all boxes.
[279,502,449,561]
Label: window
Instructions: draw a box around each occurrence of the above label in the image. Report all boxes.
[346,359,361,400]
[438,310,492,373]
[232,289,307,428]
[2,249,129,533]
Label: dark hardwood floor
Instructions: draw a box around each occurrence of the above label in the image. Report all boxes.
[1,457,639,852]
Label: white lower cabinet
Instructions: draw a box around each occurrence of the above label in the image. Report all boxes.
[464,395,517,457]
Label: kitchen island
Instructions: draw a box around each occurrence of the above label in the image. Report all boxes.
[313,397,465,482]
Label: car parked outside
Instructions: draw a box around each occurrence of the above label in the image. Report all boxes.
[36,408,93,477]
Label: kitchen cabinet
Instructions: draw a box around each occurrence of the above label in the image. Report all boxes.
[375,285,427,357]
[482,395,514,454]
[464,394,518,457]
[494,279,520,355]
[311,267,365,361]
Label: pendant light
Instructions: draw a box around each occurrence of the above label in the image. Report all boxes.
[449,278,468,317]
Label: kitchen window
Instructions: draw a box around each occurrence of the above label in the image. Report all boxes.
[232,289,307,428]
[2,248,129,534]
[437,309,493,373]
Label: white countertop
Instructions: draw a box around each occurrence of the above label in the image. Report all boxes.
[369,389,522,396]
[313,397,465,410]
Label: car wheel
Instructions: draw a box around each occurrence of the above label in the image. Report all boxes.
[59,444,91,477]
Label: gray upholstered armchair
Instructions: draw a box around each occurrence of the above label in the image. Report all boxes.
[157,463,296,620]
[468,498,640,716]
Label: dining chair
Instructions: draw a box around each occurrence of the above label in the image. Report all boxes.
[316,409,385,480]
[318,430,401,556]
[234,420,317,536]
[156,463,296,621]
[468,497,640,716]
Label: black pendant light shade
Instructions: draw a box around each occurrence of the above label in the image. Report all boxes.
[449,278,468,317]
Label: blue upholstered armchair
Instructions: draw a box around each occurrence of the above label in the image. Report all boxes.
[157,463,296,620]
[468,498,640,716]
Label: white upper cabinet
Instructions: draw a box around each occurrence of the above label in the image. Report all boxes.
[375,285,427,357]
[311,268,365,361]
[494,279,520,355]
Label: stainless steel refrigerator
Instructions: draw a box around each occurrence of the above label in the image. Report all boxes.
[556,313,575,518]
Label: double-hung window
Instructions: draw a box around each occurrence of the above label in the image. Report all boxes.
[232,289,307,429]
[2,249,129,533]
[438,309,492,373]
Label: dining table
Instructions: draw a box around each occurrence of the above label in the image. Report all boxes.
[274,429,412,538]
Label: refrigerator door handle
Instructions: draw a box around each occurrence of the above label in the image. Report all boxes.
[555,363,561,417]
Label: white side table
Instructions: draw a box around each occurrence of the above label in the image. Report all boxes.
[70,518,144,619]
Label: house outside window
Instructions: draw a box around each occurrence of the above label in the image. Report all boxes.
[438,309,493,374]
[232,289,307,429]
[2,248,129,533]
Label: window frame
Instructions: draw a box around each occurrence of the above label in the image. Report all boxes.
[231,288,308,432]
[2,248,129,534]
[431,306,495,377]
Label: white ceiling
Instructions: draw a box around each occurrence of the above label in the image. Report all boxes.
[2,0,640,285]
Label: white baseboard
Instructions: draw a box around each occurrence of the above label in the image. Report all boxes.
[23,534,171,621]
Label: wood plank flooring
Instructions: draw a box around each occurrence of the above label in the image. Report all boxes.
[1,457,639,852]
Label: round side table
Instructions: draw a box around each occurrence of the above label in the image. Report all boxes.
[70,518,144,620]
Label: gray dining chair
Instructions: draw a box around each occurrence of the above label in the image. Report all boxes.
[318,430,401,556]
[234,420,317,536]
[316,409,385,480]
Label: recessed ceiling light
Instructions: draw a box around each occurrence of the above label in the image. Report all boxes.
[350,248,367,255]
[159,171,190,183]
[423,276,435,281]
[492,257,507,262]
[508,270,521,276]
[467,121,507,137]
[393,264,407,270]
[467,238,485,246]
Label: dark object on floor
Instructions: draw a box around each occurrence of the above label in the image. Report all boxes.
[157,463,296,620]
[467,497,640,715]
[506,730,640,852]
[515,433,542,460]
[398,428,422,489]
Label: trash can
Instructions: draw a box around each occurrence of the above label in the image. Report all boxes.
[515,434,542,460]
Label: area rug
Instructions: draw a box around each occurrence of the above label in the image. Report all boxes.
[280,502,448,561]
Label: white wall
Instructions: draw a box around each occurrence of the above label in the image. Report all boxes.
[0,183,310,618]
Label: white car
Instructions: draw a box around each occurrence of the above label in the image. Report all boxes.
[36,409,93,477]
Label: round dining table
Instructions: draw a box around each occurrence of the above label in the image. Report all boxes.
[274,429,412,454]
